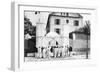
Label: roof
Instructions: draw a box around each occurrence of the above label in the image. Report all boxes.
[49,12,83,18]
[69,29,90,35]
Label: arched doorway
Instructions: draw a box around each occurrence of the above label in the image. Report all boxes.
[48,38,59,53]
[46,32,60,54]
[46,32,60,46]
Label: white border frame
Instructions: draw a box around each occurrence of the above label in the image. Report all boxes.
[11,2,97,71]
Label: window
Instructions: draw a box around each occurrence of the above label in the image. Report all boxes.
[55,28,60,34]
[66,13,69,16]
[55,19,60,25]
[69,33,73,39]
[74,20,79,26]
[66,20,69,23]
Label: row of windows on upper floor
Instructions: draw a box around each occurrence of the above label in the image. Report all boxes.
[54,19,79,26]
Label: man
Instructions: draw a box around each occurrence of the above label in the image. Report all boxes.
[37,46,42,58]
[57,46,62,58]
[47,46,51,59]
[68,46,72,56]
[65,46,68,57]
[61,46,66,58]
[43,47,47,58]
[54,46,58,58]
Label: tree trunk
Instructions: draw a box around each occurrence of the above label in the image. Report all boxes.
[86,34,88,59]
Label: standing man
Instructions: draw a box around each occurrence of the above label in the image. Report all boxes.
[54,46,58,58]
[62,46,66,58]
[68,46,72,56]
[38,46,42,58]
[47,46,51,59]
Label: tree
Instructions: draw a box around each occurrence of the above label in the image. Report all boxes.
[79,20,90,59]
[24,16,37,56]
[24,15,32,35]
[24,15,36,36]
[82,21,90,35]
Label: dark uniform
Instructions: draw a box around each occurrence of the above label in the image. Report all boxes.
[68,46,72,56]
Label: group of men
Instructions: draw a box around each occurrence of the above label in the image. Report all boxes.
[24,33,73,58]
[36,45,72,59]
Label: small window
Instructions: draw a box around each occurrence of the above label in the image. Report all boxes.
[55,28,60,34]
[66,13,69,16]
[55,19,60,25]
[69,33,73,39]
[63,13,65,15]
[35,12,37,14]
[66,20,69,23]
[74,20,79,26]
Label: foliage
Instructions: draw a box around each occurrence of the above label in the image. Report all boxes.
[24,16,36,36]
[79,21,90,35]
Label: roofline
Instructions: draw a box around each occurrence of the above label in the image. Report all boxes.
[49,14,83,18]
[70,31,90,35]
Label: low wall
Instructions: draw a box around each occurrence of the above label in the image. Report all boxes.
[69,39,90,52]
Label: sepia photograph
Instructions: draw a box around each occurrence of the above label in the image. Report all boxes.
[24,11,91,61]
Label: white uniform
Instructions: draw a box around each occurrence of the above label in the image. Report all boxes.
[43,48,47,58]
[38,47,42,58]
[61,47,65,57]
[54,47,58,58]
[57,47,62,57]
[47,47,51,59]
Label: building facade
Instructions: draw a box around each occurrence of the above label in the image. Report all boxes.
[36,12,84,47]
[45,12,83,46]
